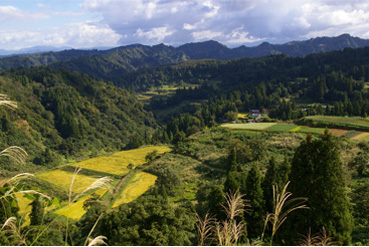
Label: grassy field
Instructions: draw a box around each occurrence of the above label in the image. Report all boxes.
[69,146,172,176]
[112,172,157,208]
[265,124,299,132]
[36,170,98,193]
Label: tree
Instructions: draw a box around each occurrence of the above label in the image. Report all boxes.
[227,148,238,172]
[245,165,265,239]
[278,156,291,188]
[263,157,279,212]
[288,132,354,245]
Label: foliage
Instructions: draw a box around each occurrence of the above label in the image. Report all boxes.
[288,132,354,245]
[90,194,196,246]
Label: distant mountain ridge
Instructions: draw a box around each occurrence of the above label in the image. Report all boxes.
[0,34,368,82]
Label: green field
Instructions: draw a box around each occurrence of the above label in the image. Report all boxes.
[112,172,157,208]
[265,124,299,132]
[69,146,172,175]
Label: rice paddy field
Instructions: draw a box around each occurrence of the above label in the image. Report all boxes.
[112,172,157,208]
[36,170,99,193]
[222,122,277,130]
[53,196,92,220]
[69,146,172,176]
[221,122,369,141]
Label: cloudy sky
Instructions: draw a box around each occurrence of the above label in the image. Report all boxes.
[1,0,369,50]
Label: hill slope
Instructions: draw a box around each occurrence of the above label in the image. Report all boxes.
[0,67,157,175]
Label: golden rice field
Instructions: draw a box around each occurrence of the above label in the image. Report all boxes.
[36,170,98,193]
[112,172,157,208]
[53,196,92,220]
[53,188,108,220]
[237,113,248,119]
[69,146,171,176]
[15,194,32,225]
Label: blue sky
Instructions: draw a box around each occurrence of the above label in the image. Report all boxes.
[1,0,369,50]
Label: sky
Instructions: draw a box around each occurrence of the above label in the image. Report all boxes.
[1,0,369,50]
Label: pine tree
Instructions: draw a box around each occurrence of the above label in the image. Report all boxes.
[245,165,265,239]
[288,132,354,245]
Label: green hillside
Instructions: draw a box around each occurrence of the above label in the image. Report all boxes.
[0,67,157,176]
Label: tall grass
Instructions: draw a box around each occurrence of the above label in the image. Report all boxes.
[196,190,250,246]
[262,181,309,245]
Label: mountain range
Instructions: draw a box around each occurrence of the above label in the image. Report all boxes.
[0,34,369,85]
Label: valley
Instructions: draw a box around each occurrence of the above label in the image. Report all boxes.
[2,35,369,245]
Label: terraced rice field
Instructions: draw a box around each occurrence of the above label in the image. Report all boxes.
[36,170,98,193]
[69,146,171,175]
[15,194,32,225]
[53,196,92,220]
[306,116,369,129]
[222,123,276,130]
[112,172,157,208]
[53,188,108,220]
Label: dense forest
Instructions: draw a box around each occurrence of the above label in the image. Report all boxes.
[2,38,369,245]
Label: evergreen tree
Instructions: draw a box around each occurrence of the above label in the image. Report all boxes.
[263,157,279,212]
[224,171,241,194]
[288,132,354,245]
[278,156,291,188]
[227,148,238,172]
[245,165,265,239]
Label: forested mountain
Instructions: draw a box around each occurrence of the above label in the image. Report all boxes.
[122,45,369,124]
[0,34,368,84]
[0,67,157,176]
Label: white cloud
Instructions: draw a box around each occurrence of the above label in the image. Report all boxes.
[0,5,49,22]
[3,0,369,49]
[80,0,369,46]
[0,21,120,50]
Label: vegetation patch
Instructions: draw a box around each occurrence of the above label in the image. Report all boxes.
[112,172,157,208]
[296,126,325,134]
[327,128,350,137]
[265,123,299,132]
[36,170,98,193]
[69,146,171,175]
[343,131,364,139]
[352,132,369,141]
